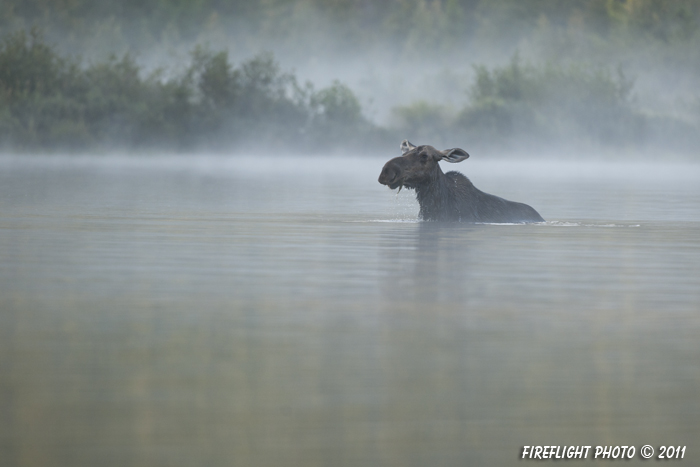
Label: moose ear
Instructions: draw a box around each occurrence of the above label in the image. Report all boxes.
[400,140,417,154]
[439,148,470,163]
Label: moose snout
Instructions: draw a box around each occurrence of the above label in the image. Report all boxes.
[378,163,399,187]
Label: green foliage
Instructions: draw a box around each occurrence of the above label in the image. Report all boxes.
[308,80,366,145]
[235,52,308,142]
[4,0,700,155]
[190,47,239,110]
[455,55,643,148]
[0,29,80,149]
[622,0,699,42]
[0,29,200,150]
[0,28,63,96]
[311,80,362,125]
[0,29,374,152]
[2,0,700,59]
[392,100,454,144]
[186,46,239,140]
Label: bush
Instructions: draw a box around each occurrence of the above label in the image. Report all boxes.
[0,29,74,149]
[0,29,376,153]
[456,54,644,149]
[308,80,368,147]
[391,100,454,146]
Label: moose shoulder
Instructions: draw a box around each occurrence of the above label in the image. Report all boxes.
[378,140,544,223]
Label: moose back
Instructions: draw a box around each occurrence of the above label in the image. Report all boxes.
[378,140,544,223]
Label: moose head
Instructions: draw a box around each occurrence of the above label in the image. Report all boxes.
[378,140,470,191]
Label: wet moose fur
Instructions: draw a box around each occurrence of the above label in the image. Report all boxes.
[378,140,544,223]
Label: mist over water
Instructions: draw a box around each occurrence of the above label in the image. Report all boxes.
[2,1,700,465]
[4,1,700,155]
[1,154,699,466]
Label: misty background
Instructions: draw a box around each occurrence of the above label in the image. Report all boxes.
[2,0,700,156]
[3,3,700,466]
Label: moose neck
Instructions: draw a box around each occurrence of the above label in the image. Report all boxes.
[414,164,452,221]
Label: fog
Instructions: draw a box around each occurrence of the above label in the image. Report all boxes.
[3,1,700,156]
[2,153,700,466]
[2,3,700,466]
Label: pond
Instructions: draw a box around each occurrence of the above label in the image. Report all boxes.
[1,154,699,466]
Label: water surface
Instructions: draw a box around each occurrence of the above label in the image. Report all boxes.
[1,155,699,466]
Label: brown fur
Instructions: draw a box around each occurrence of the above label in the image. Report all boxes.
[378,141,544,223]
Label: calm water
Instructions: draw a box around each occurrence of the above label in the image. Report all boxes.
[1,154,699,466]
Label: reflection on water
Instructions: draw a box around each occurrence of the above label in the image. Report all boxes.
[1,155,699,466]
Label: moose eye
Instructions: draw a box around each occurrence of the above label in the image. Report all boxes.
[420,154,429,163]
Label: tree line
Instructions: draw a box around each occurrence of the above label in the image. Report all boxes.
[1,27,699,155]
[3,1,700,55]
[0,29,381,153]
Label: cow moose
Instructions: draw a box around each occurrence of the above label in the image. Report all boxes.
[378,140,544,223]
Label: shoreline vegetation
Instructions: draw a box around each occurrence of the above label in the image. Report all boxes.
[2,1,700,157]
[0,30,383,154]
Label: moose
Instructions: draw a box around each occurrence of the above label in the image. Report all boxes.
[378,140,544,223]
